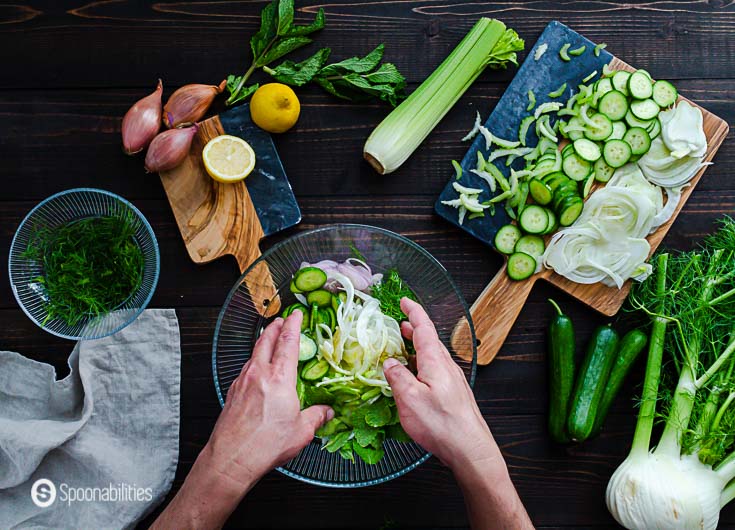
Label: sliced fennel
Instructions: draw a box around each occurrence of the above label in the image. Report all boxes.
[363,18,523,174]
[607,223,735,529]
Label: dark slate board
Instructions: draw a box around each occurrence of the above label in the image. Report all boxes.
[219,103,301,236]
[434,20,613,249]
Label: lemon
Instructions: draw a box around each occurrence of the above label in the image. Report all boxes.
[250,83,300,133]
[202,135,255,183]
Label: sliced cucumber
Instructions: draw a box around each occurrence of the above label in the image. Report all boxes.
[598,90,628,121]
[566,116,585,141]
[294,267,328,292]
[558,196,584,226]
[316,307,336,331]
[609,120,627,141]
[507,252,537,281]
[494,224,522,254]
[624,110,655,129]
[573,138,602,162]
[627,71,653,99]
[331,291,347,313]
[622,127,652,156]
[647,118,661,140]
[542,172,570,191]
[515,235,546,259]
[593,158,615,183]
[611,71,631,96]
[529,178,553,205]
[652,80,678,107]
[583,113,613,141]
[290,279,304,294]
[301,358,329,380]
[603,139,632,168]
[630,98,660,120]
[595,77,614,98]
[299,333,318,361]
[562,153,592,182]
[542,208,558,235]
[306,289,333,308]
[519,205,550,235]
[282,302,309,319]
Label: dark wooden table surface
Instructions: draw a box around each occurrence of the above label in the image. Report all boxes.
[2,1,734,528]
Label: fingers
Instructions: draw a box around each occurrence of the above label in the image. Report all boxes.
[400,320,414,341]
[251,317,284,364]
[300,405,335,434]
[400,298,451,367]
[383,358,421,400]
[271,310,303,376]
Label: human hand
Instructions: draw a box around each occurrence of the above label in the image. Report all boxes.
[382,298,498,470]
[206,310,333,487]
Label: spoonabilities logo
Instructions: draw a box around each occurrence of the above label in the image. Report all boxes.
[31,478,56,508]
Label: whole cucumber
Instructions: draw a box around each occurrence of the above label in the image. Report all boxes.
[547,299,576,443]
[591,329,648,435]
[567,325,619,442]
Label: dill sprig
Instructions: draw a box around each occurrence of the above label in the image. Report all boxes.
[22,215,144,326]
[370,269,417,323]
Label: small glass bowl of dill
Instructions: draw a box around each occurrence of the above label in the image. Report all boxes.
[9,188,160,340]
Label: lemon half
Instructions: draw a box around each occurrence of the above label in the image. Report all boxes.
[202,135,256,183]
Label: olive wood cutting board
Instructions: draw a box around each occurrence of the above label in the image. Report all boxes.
[159,105,300,315]
[439,22,729,365]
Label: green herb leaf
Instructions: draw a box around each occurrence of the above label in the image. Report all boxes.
[281,7,325,37]
[353,441,385,464]
[276,0,294,36]
[265,47,331,86]
[387,423,412,443]
[339,441,355,462]
[251,0,278,58]
[364,399,392,427]
[324,431,352,453]
[226,76,259,105]
[319,44,385,76]
[354,424,380,447]
[256,36,313,67]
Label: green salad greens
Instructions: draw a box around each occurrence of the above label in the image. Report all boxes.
[283,259,416,464]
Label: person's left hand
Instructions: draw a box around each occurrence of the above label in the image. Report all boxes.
[204,310,333,489]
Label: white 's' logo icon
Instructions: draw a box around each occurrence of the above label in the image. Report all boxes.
[31,479,56,508]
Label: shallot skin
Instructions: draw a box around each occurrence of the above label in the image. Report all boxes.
[122,79,163,155]
[163,80,226,128]
[144,124,199,173]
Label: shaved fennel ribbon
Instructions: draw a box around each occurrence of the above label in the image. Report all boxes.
[310,271,408,396]
[543,101,708,288]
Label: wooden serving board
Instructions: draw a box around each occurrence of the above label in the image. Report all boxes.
[446,26,729,365]
[159,106,301,314]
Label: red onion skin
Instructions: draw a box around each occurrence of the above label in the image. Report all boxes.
[122,79,163,155]
[144,124,199,173]
[163,80,226,128]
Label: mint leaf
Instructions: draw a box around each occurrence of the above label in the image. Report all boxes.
[339,441,355,463]
[354,425,379,447]
[257,36,312,66]
[226,79,259,106]
[251,0,278,58]
[387,423,412,443]
[364,399,392,427]
[282,8,325,37]
[276,0,294,35]
[354,442,384,465]
[324,431,351,453]
[266,48,331,86]
[363,63,405,85]
[304,385,335,407]
[319,44,384,76]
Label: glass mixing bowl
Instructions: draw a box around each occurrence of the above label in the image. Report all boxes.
[8,188,160,340]
[212,224,476,487]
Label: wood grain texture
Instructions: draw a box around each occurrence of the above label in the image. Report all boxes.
[463,56,730,365]
[159,116,278,313]
[2,1,735,527]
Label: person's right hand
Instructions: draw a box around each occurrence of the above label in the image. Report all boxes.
[382,298,498,470]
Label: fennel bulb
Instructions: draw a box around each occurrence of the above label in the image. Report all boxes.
[606,220,735,529]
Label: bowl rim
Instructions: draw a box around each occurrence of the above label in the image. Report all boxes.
[212,223,477,487]
[8,187,161,341]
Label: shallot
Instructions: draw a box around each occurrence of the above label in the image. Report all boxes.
[122,79,163,155]
[144,124,198,173]
[163,80,226,128]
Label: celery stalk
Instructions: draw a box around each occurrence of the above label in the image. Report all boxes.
[363,18,523,174]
